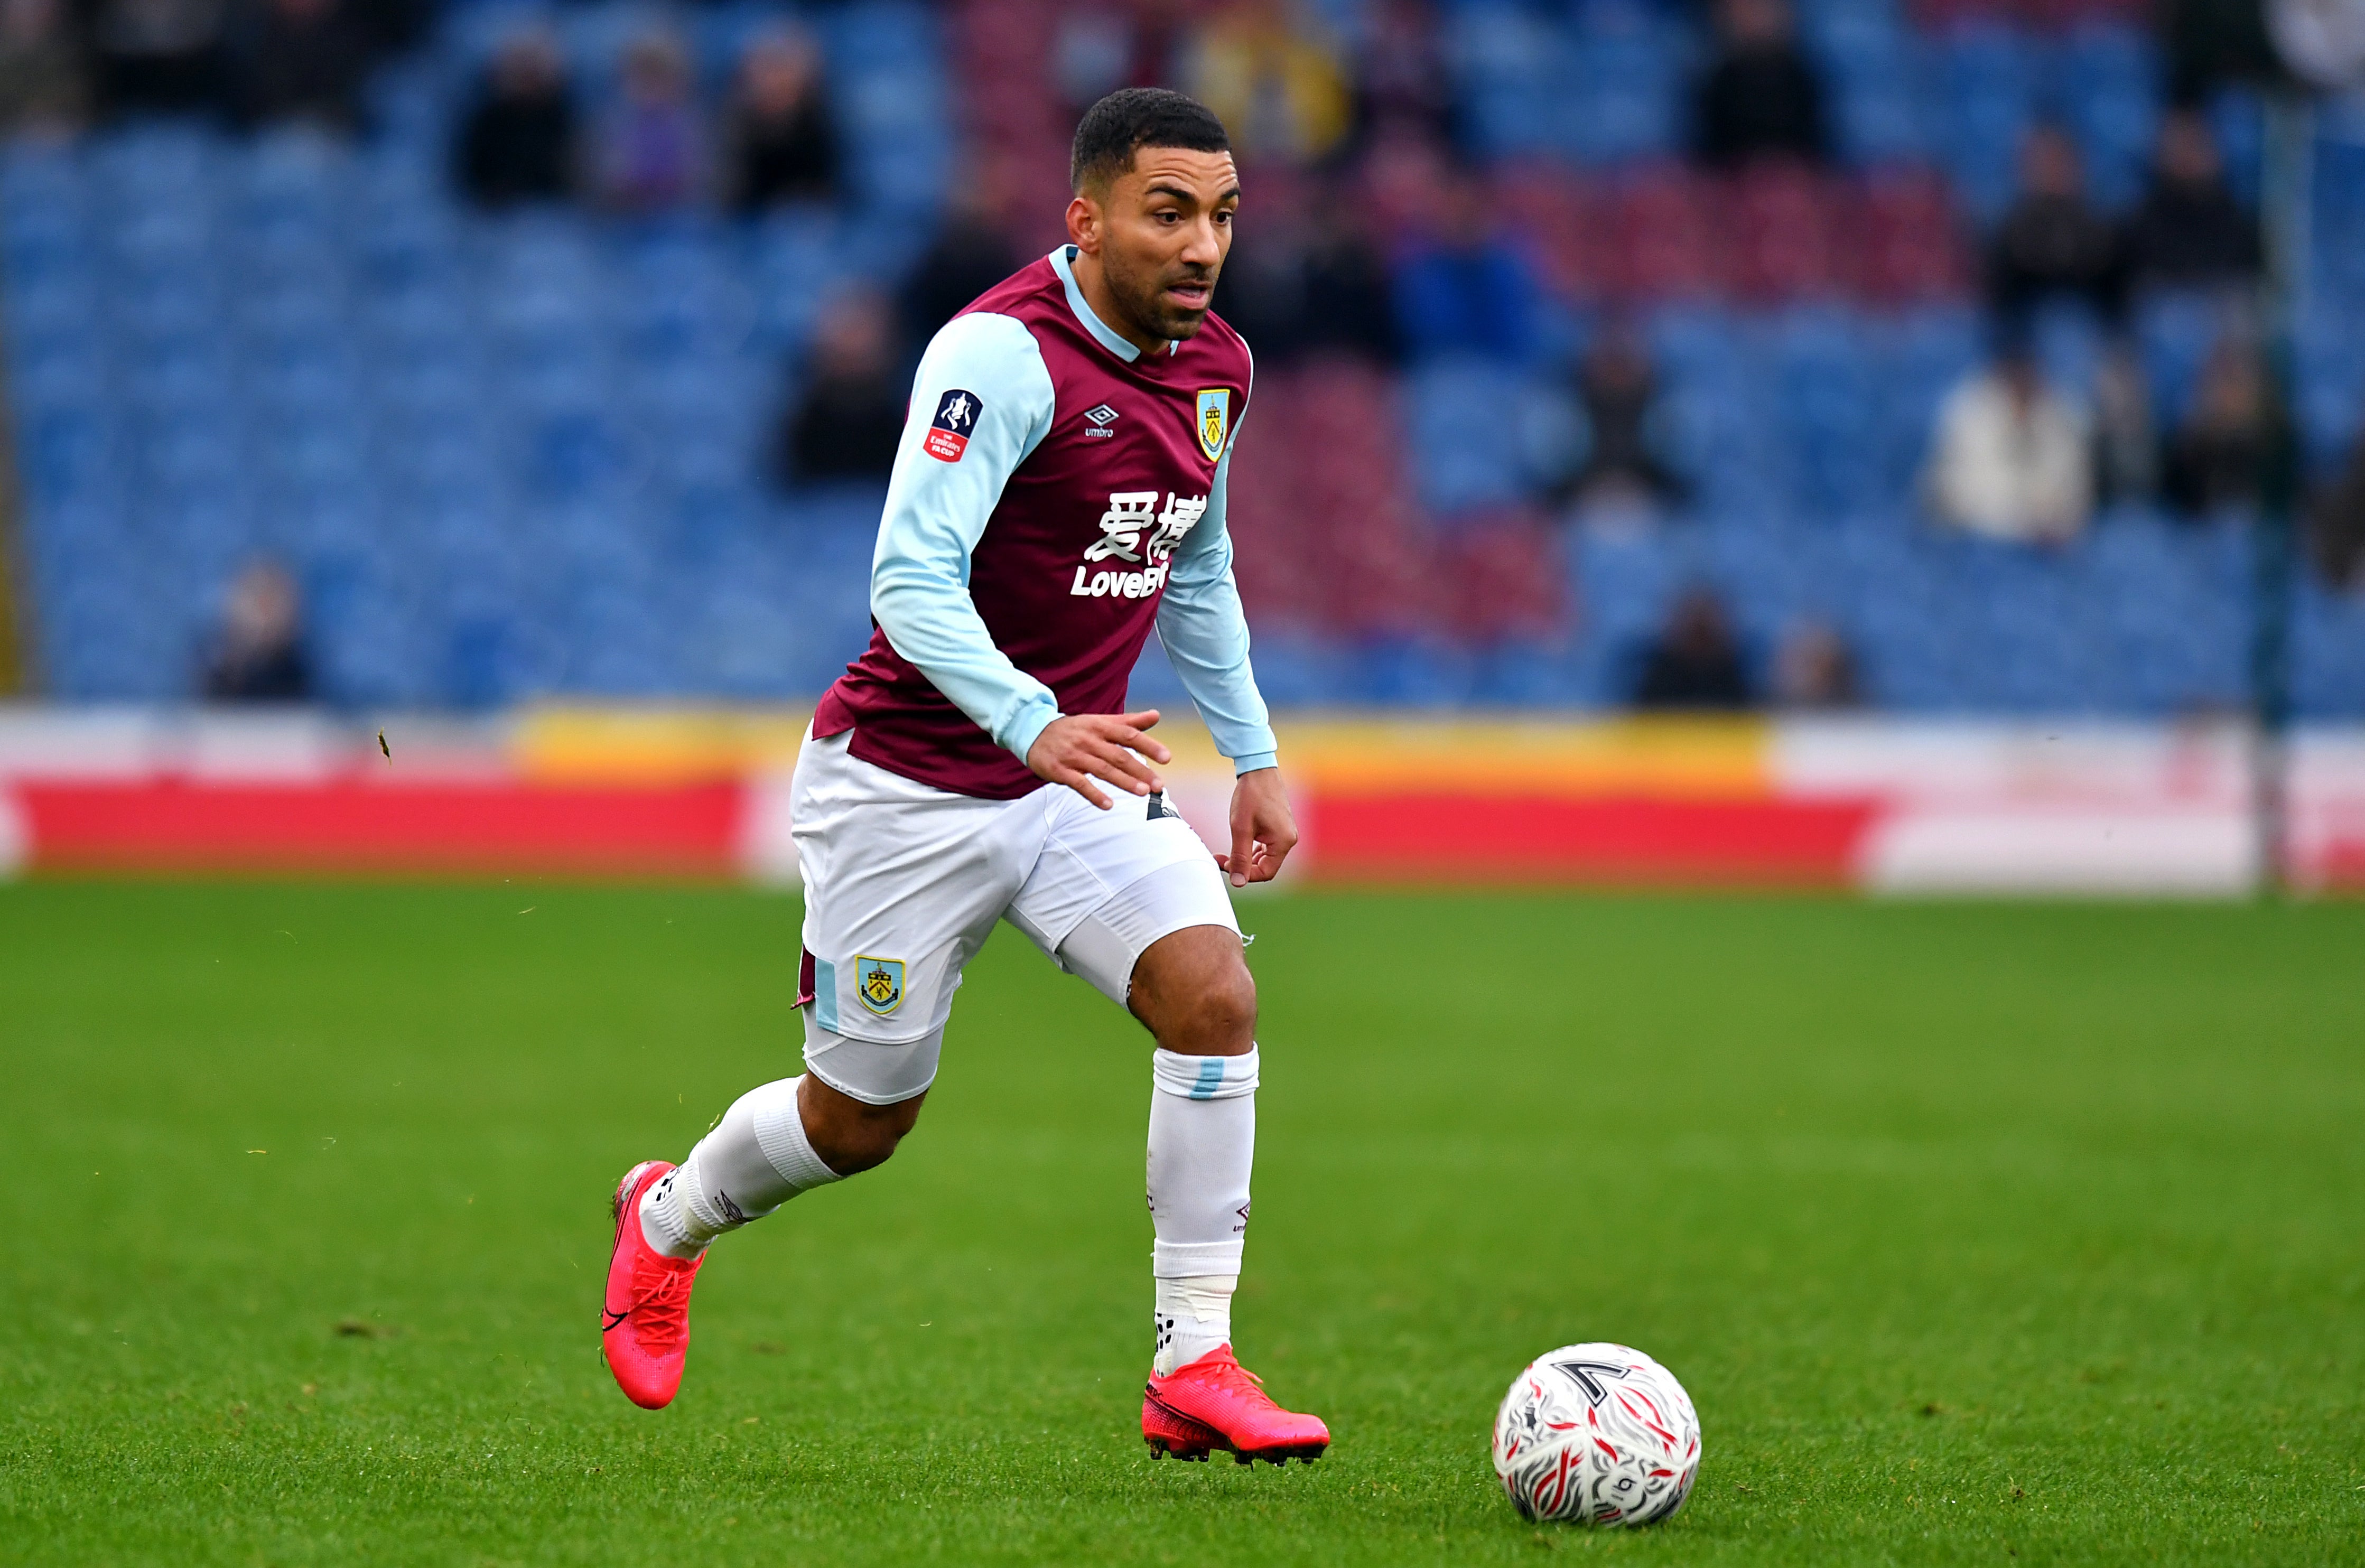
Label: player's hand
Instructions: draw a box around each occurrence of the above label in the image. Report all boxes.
[1027,710,1171,810]
[1222,767,1297,888]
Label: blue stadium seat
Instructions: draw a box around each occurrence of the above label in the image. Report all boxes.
[1467,636,1579,706]
[1767,309,1883,516]
[1934,24,2038,224]
[1868,305,1980,503]
[9,331,105,408]
[1569,526,1685,657]
[2029,297,2105,401]
[1828,55,1931,165]
[2210,84,2265,210]
[2134,288,2229,430]
[1447,3,1566,160]
[1403,359,1559,516]
[2051,24,2160,213]
[1350,635,1475,708]
[87,122,222,205]
[2293,577,2365,718]
[17,405,121,509]
[1559,19,1681,165]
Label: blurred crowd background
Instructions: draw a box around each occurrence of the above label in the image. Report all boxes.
[0,0,2360,715]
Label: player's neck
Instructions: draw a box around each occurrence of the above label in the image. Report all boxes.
[1069,249,1169,359]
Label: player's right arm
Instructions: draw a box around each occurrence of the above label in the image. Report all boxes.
[869,313,1166,807]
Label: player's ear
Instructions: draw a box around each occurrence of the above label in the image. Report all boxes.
[1066,191,1103,255]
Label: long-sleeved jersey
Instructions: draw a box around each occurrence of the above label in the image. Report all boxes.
[812,245,1278,800]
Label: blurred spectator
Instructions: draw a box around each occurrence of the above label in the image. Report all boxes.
[776,292,905,487]
[1556,326,1686,510]
[1988,125,2125,333]
[2126,108,2259,293]
[900,168,1022,354]
[597,33,705,214]
[1926,338,2092,544]
[1691,0,1829,170]
[1298,184,1400,365]
[0,0,88,134]
[238,0,371,134]
[1184,0,1352,167]
[2091,347,2158,507]
[1215,177,1401,366]
[2310,427,2365,591]
[202,562,310,702]
[346,0,426,58]
[723,29,838,214]
[92,0,227,117]
[1771,620,1859,708]
[1634,587,1754,709]
[454,30,575,209]
[1349,0,1451,148]
[1392,179,1538,362]
[2162,334,2282,519]
[1211,204,1310,359]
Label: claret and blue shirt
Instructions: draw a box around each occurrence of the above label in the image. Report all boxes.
[812,246,1278,800]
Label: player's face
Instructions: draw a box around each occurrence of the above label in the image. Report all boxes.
[1080,147,1239,343]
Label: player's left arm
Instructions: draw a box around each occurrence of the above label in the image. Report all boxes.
[1155,442,1296,886]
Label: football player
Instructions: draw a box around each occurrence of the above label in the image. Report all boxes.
[601,87,1326,1466]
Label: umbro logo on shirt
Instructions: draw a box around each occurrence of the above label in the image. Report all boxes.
[925,389,981,462]
[1083,403,1120,439]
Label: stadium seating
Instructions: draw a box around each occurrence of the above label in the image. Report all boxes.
[4,0,948,706]
[2,0,2360,717]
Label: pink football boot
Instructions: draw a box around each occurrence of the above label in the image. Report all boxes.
[601,1160,704,1410]
[1143,1346,1330,1464]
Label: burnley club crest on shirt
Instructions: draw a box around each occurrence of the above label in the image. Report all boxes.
[855,955,905,1015]
[1194,389,1228,462]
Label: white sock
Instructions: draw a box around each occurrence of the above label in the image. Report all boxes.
[1147,1047,1258,1376]
[1156,1274,1237,1376]
[640,1075,841,1260]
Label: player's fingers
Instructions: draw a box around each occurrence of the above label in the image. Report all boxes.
[1091,712,1170,767]
[1080,746,1155,797]
[1110,724,1172,765]
[1229,822,1255,888]
[1086,736,1161,792]
[1054,766,1113,810]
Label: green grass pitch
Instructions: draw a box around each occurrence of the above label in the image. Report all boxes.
[2,879,2360,1565]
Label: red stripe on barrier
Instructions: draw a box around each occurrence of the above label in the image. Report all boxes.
[14,779,1895,885]
[2306,841,2365,892]
[1305,793,1883,885]
[18,779,746,878]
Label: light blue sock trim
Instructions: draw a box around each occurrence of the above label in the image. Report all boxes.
[1151,1046,1260,1102]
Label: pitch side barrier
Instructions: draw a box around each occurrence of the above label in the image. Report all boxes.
[2,706,2361,894]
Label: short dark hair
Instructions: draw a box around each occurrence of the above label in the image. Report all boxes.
[1069,88,1230,194]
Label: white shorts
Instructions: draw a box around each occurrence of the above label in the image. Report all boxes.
[791,727,1238,1105]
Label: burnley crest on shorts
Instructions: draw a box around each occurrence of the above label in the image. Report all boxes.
[1194,389,1227,461]
[855,956,906,1015]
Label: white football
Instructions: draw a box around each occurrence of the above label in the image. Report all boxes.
[1492,1342,1701,1526]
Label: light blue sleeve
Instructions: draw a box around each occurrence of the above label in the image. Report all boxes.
[869,312,1062,764]
[1156,442,1280,774]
